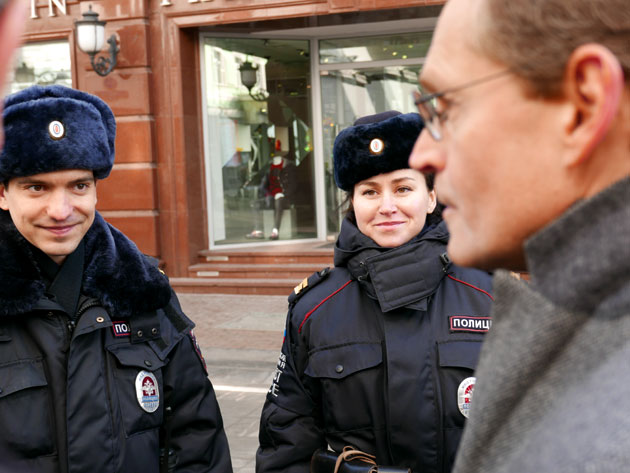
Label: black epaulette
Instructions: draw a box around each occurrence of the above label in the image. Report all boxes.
[288,267,331,306]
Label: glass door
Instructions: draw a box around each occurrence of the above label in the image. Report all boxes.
[201,37,316,246]
[318,32,432,236]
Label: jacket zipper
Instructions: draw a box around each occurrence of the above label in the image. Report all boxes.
[65,299,101,339]
[66,298,115,473]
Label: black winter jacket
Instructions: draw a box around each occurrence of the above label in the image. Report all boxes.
[0,211,232,473]
[257,219,494,473]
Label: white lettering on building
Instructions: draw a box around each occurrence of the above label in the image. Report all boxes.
[30,0,67,19]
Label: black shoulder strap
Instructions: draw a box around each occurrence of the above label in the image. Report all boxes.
[288,267,331,306]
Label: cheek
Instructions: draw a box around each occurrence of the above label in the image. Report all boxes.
[78,193,98,215]
[353,199,374,231]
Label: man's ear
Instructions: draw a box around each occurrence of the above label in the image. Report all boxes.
[561,43,624,166]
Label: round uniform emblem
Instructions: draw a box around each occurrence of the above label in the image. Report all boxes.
[135,370,159,413]
[48,120,65,140]
[369,138,384,155]
[457,377,476,418]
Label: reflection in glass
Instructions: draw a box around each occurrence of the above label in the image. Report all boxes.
[321,65,422,236]
[319,32,432,64]
[202,38,316,246]
[9,41,72,94]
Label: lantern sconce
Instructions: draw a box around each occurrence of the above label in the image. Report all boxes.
[75,5,119,77]
[239,59,269,102]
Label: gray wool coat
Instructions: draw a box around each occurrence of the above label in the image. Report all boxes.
[452,177,630,473]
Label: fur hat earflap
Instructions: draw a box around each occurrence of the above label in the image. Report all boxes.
[333,111,424,191]
[0,85,116,181]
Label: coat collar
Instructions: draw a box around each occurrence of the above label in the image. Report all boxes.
[525,176,630,315]
[0,211,171,317]
[334,217,450,312]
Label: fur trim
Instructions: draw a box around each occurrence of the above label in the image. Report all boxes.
[333,112,424,191]
[0,85,116,181]
[0,211,171,317]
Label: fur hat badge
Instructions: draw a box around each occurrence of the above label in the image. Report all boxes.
[333,111,424,192]
[0,85,116,181]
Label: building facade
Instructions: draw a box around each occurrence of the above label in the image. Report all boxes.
[14,0,444,277]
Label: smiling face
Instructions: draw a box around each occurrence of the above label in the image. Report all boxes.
[352,168,436,248]
[0,169,97,264]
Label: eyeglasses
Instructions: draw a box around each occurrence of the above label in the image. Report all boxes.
[412,69,512,141]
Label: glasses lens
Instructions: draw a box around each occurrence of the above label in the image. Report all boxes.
[413,90,442,141]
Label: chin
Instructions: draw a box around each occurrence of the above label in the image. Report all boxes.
[447,239,526,272]
[373,235,408,248]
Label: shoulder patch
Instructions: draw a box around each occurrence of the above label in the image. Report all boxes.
[288,267,331,305]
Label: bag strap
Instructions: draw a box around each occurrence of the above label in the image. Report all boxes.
[334,446,377,473]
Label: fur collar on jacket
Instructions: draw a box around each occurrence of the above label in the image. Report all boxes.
[334,217,450,312]
[0,210,172,317]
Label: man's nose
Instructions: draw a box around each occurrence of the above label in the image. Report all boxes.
[47,191,73,221]
[409,128,445,174]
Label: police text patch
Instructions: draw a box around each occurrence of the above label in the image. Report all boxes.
[449,316,492,333]
[112,321,131,337]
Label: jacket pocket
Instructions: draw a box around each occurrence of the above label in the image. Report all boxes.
[107,343,165,437]
[305,342,384,432]
[436,340,481,424]
[0,358,55,456]
[436,340,483,471]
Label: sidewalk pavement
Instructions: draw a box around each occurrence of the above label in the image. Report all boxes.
[176,292,290,473]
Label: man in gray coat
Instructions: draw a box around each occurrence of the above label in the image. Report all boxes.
[409,0,630,472]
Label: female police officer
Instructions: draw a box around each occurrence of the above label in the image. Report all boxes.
[256,111,494,473]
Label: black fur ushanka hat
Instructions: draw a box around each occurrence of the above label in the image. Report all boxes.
[333,111,424,192]
[0,85,116,181]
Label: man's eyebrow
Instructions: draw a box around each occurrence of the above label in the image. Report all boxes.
[71,176,95,183]
[14,177,44,185]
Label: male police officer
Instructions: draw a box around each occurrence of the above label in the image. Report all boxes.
[410,1,630,472]
[0,85,233,472]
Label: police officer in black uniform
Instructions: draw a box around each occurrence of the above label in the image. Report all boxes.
[0,85,232,473]
[256,111,494,473]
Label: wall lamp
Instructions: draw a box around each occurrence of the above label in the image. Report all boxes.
[75,5,118,77]
[239,60,269,102]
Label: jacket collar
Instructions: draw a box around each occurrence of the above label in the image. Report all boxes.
[334,217,450,312]
[0,211,171,317]
[525,176,630,315]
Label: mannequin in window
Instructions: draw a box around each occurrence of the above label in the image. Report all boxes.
[246,146,296,240]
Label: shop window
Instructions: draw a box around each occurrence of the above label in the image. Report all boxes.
[320,32,432,64]
[8,40,72,94]
[319,32,430,236]
[201,37,315,246]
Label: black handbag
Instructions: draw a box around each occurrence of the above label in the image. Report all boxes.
[311,446,411,473]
